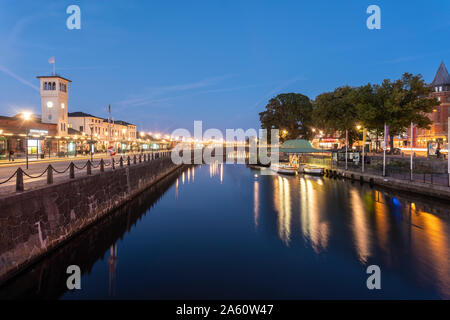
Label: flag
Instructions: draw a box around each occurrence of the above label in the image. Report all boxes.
[48,57,55,64]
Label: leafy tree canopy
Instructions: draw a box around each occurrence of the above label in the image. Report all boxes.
[259,93,313,142]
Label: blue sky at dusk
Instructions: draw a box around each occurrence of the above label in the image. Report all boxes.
[0,0,449,134]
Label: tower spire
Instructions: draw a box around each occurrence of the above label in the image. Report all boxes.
[432,61,450,86]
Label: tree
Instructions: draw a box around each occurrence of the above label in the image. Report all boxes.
[259,93,313,142]
[370,73,439,152]
[312,86,360,146]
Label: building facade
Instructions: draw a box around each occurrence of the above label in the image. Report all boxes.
[415,61,450,149]
[0,114,59,159]
[68,112,138,153]
[0,72,164,159]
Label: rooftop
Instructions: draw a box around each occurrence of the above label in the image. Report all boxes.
[68,112,103,119]
[103,118,135,126]
[69,111,135,126]
[36,74,72,82]
[432,61,450,86]
[279,139,326,153]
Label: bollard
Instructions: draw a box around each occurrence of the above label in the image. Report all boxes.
[120,157,124,167]
[87,161,92,175]
[133,155,137,164]
[127,156,131,166]
[70,163,75,179]
[360,176,364,184]
[16,168,24,192]
[351,173,354,180]
[144,154,147,162]
[47,165,53,184]
[139,154,142,163]
[369,178,374,187]
[100,159,104,172]
[112,158,115,170]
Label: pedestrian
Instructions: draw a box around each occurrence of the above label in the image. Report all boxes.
[9,150,14,162]
[436,146,441,159]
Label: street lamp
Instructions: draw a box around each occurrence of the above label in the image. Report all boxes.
[356,124,365,173]
[89,124,94,162]
[22,112,32,169]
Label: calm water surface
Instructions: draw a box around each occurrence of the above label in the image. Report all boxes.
[1,164,449,299]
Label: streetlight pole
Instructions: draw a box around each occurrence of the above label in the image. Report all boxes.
[25,124,29,169]
[22,112,31,169]
[362,127,365,173]
[448,117,450,187]
[345,129,348,171]
[90,124,94,162]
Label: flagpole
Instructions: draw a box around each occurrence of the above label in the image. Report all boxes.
[383,123,386,177]
[410,122,414,181]
[448,117,449,187]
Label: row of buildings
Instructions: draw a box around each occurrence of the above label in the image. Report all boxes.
[0,74,170,159]
[312,61,450,154]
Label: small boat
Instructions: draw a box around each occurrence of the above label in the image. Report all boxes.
[303,166,324,176]
[270,163,297,176]
[247,164,263,170]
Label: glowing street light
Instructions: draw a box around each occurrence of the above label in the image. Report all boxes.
[22,112,32,169]
[356,124,366,173]
[22,112,32,121]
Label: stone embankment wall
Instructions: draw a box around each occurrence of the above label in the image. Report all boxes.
[0,156,181,284]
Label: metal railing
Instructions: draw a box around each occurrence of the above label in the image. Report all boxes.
[0,151,172,192]
[333,160,450,187]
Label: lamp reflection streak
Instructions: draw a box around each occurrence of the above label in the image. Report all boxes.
[299,178,329,252]
[254,180,259,228]
[274,176,291,245]
[350,189,372,263]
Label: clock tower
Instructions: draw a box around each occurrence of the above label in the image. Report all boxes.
[37,75,71,136]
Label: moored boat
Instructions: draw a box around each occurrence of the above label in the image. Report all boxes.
[303,166,324,176]
[270,163,297,176]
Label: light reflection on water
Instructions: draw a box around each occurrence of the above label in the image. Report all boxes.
[1,163,448,299]
[257,169,450,298]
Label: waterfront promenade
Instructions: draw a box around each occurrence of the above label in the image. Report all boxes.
[0,151,169,196]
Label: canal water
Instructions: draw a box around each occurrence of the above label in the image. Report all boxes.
[1,164,449,299]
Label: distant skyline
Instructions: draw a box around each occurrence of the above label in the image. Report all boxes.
[0,0,449,134]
